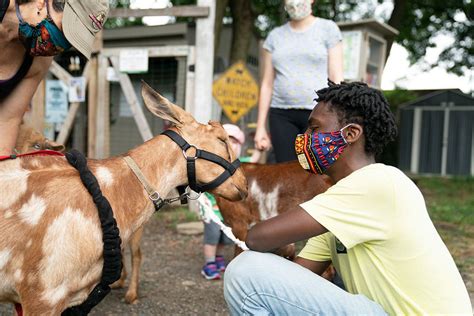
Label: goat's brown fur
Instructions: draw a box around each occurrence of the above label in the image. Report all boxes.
[15,123,65,154]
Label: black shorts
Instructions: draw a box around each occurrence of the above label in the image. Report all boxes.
[269,108,312,163]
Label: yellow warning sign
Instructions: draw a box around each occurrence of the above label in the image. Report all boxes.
[212,61,259,123]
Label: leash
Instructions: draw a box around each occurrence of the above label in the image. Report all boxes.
[197,194,249,251]
[63,150,122,316]
[0,149,64,161]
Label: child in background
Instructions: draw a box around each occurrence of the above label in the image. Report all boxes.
[200,124,247,280]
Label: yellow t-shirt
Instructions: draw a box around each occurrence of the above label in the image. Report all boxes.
[299,164,472,315]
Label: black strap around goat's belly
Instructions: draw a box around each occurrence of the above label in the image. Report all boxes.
[62,149,122,316]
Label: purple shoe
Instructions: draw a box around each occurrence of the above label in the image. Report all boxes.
[216,256,226,272]
[201,262,220,280]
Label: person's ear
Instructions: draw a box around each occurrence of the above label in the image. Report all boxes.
[344,124,363,144]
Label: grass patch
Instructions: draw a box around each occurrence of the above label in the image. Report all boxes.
[155,206,200,229]
[416,177,474,226]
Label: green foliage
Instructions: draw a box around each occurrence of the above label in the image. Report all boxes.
[104,0,143,29]
[418,177,474,226]
[393,0,472,76]
[170,0,197,24]
[376,89,417,166]
[383,89,418,110]
[155,206,200,229]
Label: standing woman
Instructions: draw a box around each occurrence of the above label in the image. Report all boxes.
[254,0,343,162]
[0,0,109,155]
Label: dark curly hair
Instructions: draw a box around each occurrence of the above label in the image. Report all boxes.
[315,81,397,156]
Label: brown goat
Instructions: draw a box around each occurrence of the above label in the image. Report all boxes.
[0,83,247,315]
[15,123,65,154]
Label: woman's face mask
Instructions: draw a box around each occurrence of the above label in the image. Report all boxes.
[16,0,71,56]
[284,0,312,21]
[295,124,352,174]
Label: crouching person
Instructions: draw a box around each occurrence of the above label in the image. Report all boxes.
[223,82,473,315]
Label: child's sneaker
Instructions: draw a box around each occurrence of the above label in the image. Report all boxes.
[201,262,220,280]
[216,256,226,272]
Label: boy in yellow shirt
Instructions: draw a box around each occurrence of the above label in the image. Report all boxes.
[224,81,472,315]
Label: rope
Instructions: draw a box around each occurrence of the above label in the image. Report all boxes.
[197,195,249,251]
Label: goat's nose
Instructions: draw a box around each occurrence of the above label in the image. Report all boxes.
[237,185,248,200]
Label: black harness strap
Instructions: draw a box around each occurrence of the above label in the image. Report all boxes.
[176,185,188,204]
[62,150,122,316]
[162,130,241,193]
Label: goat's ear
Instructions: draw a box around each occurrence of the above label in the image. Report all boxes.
[141,81,192,126]
[47,140,66,153]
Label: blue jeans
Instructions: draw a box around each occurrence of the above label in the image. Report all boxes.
[224,251,387,316]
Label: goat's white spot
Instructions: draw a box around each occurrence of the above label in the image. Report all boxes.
[42,283,68,305]
[18,195,46,226]
[95,167,114,187]
[26,240,32,248]
[14,269,23,282]
[30,159,41,168]
[0,160,30,210]
[0,249,12,270]
[4,210,13,219]
[40,207,102,305]
[250,181,280,221]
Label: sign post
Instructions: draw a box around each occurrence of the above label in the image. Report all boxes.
[212,61,259,123]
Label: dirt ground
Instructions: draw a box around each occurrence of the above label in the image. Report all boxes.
[1,210,473,315]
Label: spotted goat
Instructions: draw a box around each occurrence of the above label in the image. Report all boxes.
[0,83,247,315]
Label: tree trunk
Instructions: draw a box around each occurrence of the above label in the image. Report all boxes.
[331,0,338,21]
[214,0,229,57]
[385,0,407,61]
[229,0,255,65]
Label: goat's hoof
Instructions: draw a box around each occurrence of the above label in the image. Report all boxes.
[125,292,138,305]
[110,279,126,289]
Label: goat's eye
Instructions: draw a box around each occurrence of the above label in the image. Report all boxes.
[33,143,41,150]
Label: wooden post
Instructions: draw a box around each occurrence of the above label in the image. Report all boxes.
[96,55,110,158]
[185,46,195,114]
[87,32,104,158]
[30,80,46,132]
[87,57,98,158]
[56,62,91,145]
[194,0,215,124]
[109,6,209,18]
[110,56,153,142]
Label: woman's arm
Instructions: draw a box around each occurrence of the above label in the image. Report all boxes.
[328,42,343,84]
[246,206,328,252]
[254,49,274,151]
[0,57,52,155]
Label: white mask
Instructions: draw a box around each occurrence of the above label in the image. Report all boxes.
[285,0,312,21]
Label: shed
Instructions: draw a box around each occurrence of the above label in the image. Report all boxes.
[398,89,474,176]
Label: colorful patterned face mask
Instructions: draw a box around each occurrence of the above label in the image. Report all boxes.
[295,124,352,174]
[16,0,71,56]
[284,0,312,21]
